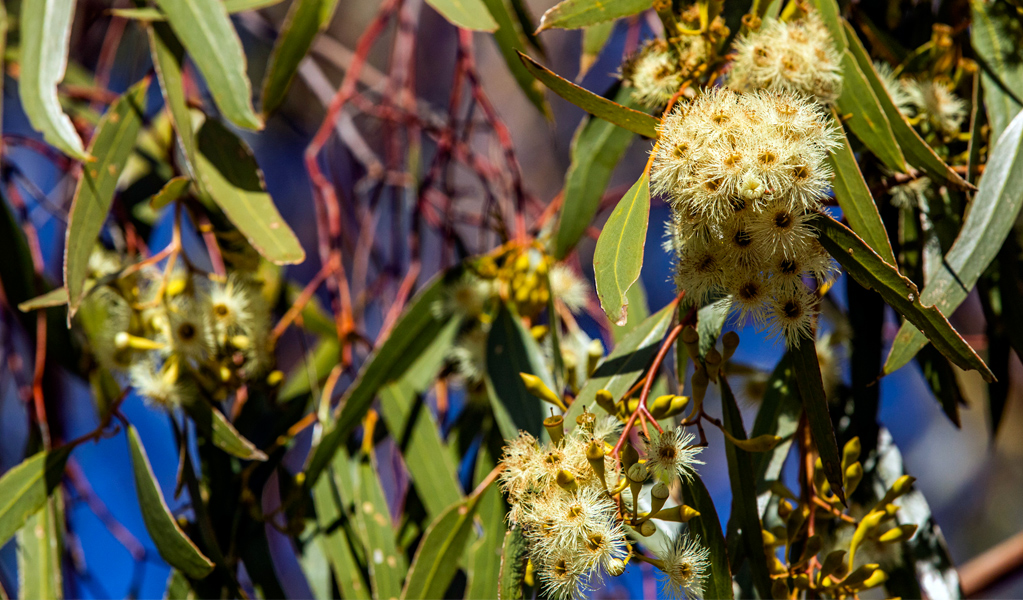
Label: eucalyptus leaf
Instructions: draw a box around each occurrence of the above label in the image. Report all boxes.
[480,0,551,116]
[0,447,70,548]
[182,400,268,461]
[497,527,529,600]
[354,456,404,600]
[971,1,1023,141]
[486,303,553,437]
[401,496,480,599]
[148,23,198,177]
[426,0,498,30]
[17,498,64,600]
[539,0,652,30]
[594,173,650,325]
[835,51,907,174]
[790,337,846,503]
[261,0,342,116]
[678,474,733,600]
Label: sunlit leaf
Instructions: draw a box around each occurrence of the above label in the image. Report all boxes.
[467,443,505,599]
[18,0,89,160]
[17,498,64,600]
[518,53,660,137]
[310,461,370,600]
[813,213,993,380]
[426,0,498,30]
[885,109,1023,373]
[150,176,191,211]
[539,0,651,30]
[401,496,480,599]
[554,86,638,259]
[194,119,305,265]
[65,80,149,315]
[970,1,1023,141]
[0,448,70,548]
[354,455,404,600]
[153,0,263,130]
[835,51,907,173]
[261,0,341,116]
[112,0,286,20]
[594,173,650,325]
[126,425,215,579]
[497,526,529,600]
[147,23,198,177]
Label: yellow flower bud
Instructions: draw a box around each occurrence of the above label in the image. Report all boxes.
[519,373,566,411]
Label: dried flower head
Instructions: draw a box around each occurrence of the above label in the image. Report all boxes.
[730,12,843,105]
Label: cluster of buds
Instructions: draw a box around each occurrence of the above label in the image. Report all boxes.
[761,437,919,599]
[653,88,840,344]
[77,248,274,409]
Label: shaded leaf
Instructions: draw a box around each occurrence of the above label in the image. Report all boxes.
[697,296,731,359]
[354,455,404,600]
[487,303,553,437]
[678,474,733,600]
[195,119,305,265]
[18,0,89,160]
[113,0,286,20]
[790,336,846,505]
[261,0,341,116]
[842,22,971,190]
[182,400,268,461]
[480,0,551,117]
[426,0,498,30]
[497,527,529,600]
[467,442,505,599]
[126,425,215,579]
[150,176,191,211]
[809,0,845,51]
[518,52,660,137]
[828,123,896,265]
[304,271,455,489]
[402,496,481,599]
[885,109,1023,371]
[813,213,993,379]
[539,0,651,30]
[148,24,198,177]
[0,189,38,314]
[279,337,339,403]
[554,86,638,259]
[720,376,773,599]
[971,1,1023,142]
[17,498,64,600]
[594,173,650,326]
[835,50,907,173]
[164,569,195,600]
[566,299,677,425]
[310,462,370,600]
[0,447,69,548]
[65,80,150,315]
[750,354,800,494]
[153,0,263,130]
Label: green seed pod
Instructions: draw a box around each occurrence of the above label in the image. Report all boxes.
[649,482,670,516]
[622,443,640,473]
[682,326,700,362]
[576,409,596,434]
[705,348,722,382]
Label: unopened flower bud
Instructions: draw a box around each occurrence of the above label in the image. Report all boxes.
[594,389,616,414]
[520,373,565,411]
[556,469,578,493]
[878,524,918,543]
[705,348,722,382]
[606,558,627,576]
[638,520,657,537]
[843,564,881,587]
[586,439,606,487]
[650,504,700,522]
[575,409,596,433]
[682,326,700,361]
[649,394,675,419]
[648,482,670,516]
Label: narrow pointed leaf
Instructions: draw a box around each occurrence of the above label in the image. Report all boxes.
[194,119,305,264]
[17,498,64,600]
[17,289,68,313]
[0,190,38,316]
[426,0,498,30]
[279,337,340,403]
[497,527,528,600]
[566,299,677,425]
[310,468,370,600]
[467,444,505,599]
[678,474,733,600]
[828,124,896,264]
[720,376,773,598]
[971,0,1023,141]
[150,176,191,211]
[594,173,650,325]
[354,457,404,600]
[153,0,263,130]
[835,51,907,173]
[554,87,638,259]
[127,425,214,579]
[19,0,89,160]
[519,53,660,137]
[883,110,1023,374]
[261,0,341,116]
[487,303,554,437]
[790,338,846,504]
[539,0,651,30]
[842,22,971,190]
[148,24,199,177]
[164,569,194,600]
[750,354,800,492]
[113,0,286,20]
[0,447,70,547]
[182,400,267,461]
[480,0,551,117]
[401,496,481,599]
[65,80,149,314]
[809,0,845,51]
[814,213,993,379]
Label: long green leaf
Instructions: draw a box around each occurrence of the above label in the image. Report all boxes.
[842,22,971,190]
[972,0,1023,142]
[518,53,660,138]
[594,173,650,326]
[279,337,340,403]
[126,425,215,579]
[65,80,149,314]
[304,272,455,489]
[487,303,553,437]
[164,569,195,600]
[182,400,268,461]
[566,299,677,425]
[113,0,286,20]
[153,0,263,130]
[538,0,651,30]
[401,496,481,599]
[0,448,69,548]
[790,337,845,504]
[261,0,341,116]
[720,376,772,599]
[194,119,305,265]
[311,466,370,600]
[497,527,529,600]
[0,190,38,315]
[18,0,89,160]
[678,474,733,600]
[750,354,800,490]
[467,443,505,599]
[835,51,907,173]
[481,0,551,117]
[148,24,199,177]
[828,124,896,265]
[554,87,638,259]
[17,498,64,600]
[354,456,404,600]
[814,214,993,380]
[426,0,498,30]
